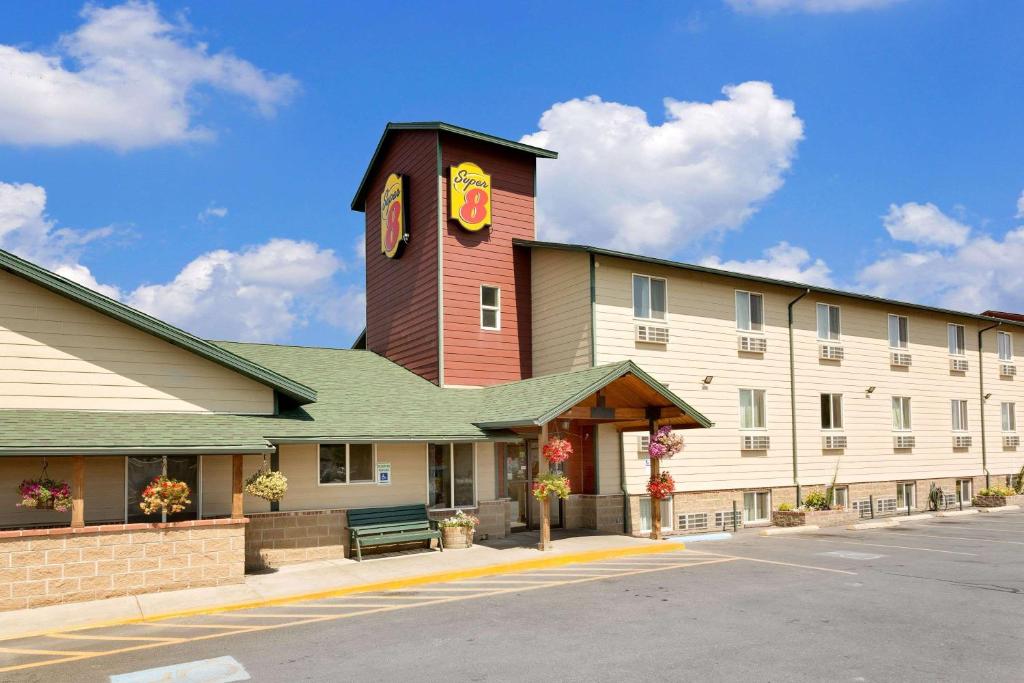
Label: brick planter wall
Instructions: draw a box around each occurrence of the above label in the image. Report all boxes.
[0,518,246,612]
[245,509,345,571]
[772,509,858,528]
[972,494,1024,508]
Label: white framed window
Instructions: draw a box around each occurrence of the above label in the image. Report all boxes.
[743,491,771,523]
[831,486,849,509]
[816,303,841,341]
[319,444,376,485]
[892,396,912,431]
[951,400,969,432]
[427,443,475,509]
[896,482,916,510]
[735,290,764,332]
[1002,402,1017,432]
[998,331,1013,361]
[956,479,973,505]
[632,274,667,321]
[948,324,966,356]
[820,393,843,430]
[739,389,767,429]
[887,314,909,349]
[639,497,673,534]
[480,285,500,330]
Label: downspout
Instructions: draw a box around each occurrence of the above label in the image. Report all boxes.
[619,430,631,535]
[788,288,811,506]
[979,321,1002,489]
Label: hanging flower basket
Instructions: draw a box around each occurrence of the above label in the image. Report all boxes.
[646,471,675,500]
[140,476,191,515]
[542,437,573,465]
[244,468,288,502]
[17,478,72,512]
[648,426,683,460]
[532,472,571,501]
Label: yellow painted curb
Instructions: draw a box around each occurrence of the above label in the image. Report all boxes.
[2,541,685,642]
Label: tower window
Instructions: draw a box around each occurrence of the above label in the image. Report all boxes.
[481,285,500,330]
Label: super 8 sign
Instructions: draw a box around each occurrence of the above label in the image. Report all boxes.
[380,173,408,259]
[449,162,492,232]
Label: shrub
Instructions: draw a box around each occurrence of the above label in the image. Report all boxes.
[978,485,1015,497]
[802,490,829,510]
[777,502,793,512]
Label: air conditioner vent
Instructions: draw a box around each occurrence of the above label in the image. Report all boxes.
[819,344,844,361]
[822,434,847,449]
[738,335,767,353]
[677,513,709,532]
[1003,435,1020,448]
[890,352,912,367]
[635,324,669,344]
[637,435,650,459]
[953,435,972,448]
[1000,363,1016,377]
[950,358,969,372]
[741,434,770,450]
[893,435,916,449]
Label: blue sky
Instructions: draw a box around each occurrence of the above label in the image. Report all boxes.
[1,0,1022,346]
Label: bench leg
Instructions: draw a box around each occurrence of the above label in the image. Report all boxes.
[356,538,362,562]
[438,535,444,552]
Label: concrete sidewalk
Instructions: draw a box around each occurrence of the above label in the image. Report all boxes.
[0,531,677,641]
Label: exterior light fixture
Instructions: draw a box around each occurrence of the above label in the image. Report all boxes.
[866,386,876,394]
[984,393,992,400]
[703,376,714,385]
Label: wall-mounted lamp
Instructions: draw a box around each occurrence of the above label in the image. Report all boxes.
[559,420,572,431]
[703,376,714,385]
[984,393,993,400]
[866,386,876,394]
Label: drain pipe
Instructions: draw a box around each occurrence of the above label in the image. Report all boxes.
[619,430,631,535]
[788,288,811,506]
[979,321,1002,489]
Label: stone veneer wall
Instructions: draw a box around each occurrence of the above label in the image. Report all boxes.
[0,518,246,612]
[245,509,345,571]
[564,495,625,533]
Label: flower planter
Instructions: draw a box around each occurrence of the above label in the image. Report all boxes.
[972,494,1024,508]
[772,508,858,528]
[442,526,473,549]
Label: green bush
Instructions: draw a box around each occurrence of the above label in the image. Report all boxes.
[777,502,793,512]
[802,490,829,510]
[978,485,1015,497]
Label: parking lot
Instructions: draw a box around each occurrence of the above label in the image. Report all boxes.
[1,510,1021,682]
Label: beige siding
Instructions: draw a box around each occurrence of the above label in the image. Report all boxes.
[531,249,591,376]
[587,255,1024,494]
[0,456,124,527]
[597,424,624,495]
[201,454,272,517]
[0,270,274,413]
[476,441,497,501]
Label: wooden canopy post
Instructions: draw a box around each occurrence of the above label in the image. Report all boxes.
[648,414,661,540]
[538,422,551,551]
[71,455,85,528]
[231,454,244,519]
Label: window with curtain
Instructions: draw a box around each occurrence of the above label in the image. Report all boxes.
[820,393,843,429]
[998,331,1013,361]
[816,303,841,340]
[892,396,912,431]
[947,324,965,355]
[319,444,375,484]
[632,274,667,320]
[735,291,764,332]
[888,314,909,349]
[951,400,968,432]
[739,389,767,429]
[428,443,475,509]
[1002,402,1016,432]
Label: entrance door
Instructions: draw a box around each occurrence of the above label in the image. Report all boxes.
[126,456,199,523]
[527,439,562,530]
[501,440,563,532]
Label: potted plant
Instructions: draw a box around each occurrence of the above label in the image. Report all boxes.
[140,476,191,515]
[17,478,72,512]
[437,510,480,549]
[244,468,288,502]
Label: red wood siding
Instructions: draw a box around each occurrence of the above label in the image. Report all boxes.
[440,133,535,386]
[363,130,441,383]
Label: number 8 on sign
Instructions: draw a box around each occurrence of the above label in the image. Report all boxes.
[380,173,407,259]
[449,162,492,232]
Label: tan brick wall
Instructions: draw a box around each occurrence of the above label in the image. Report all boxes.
[245,509,345,570]
[0,519,245,611]
[475,500,510,539]
[564,495,624,533]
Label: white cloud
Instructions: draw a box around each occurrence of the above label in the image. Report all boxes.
[702,241,834,286]
[198,205,228,222]
[521,82,804,252]
[0,1,298,150]
[1016,190,1024,219]
[726,0,906,13]
[882,202,970,247]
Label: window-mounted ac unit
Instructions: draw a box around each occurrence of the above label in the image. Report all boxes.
[1000,363,1016,377]
[819,344,844,361]
[890,352,912,367]
[953,435,972,448]
[741,434,770,450]
[950,357,969,372]
[822,434,847,449]
[1004,435,1020,448]
[738,335,767,353]
[637,435,650,459]
[635,324,669,344]
[893,435,916,449]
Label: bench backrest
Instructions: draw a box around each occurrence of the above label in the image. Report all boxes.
[347,504,430,528]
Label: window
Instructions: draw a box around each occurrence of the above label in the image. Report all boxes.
[739,389,767,429]
[896,482,916,510]
[632,274,667,320]
[816,303,841,340]
[319,444,375,484]
[1003,402,1017,432]
[480,285,500,330]
[639,497,673,533]
[956,479,973,505]
[888,314,909,349]
[998,331,1013,361]
[820,393,843,430]
[735,291,764,332]
[951,400,969,432]
[831,486,849,509]
[892,397,912,431]
[743,491,771,523]
[428,443,475,509]
[948,324,966,356]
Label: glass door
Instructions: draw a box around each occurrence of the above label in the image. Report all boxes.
[502,443,529,532]
[126,456,199,523]
[639,497,673,534]
[527,439,562,530]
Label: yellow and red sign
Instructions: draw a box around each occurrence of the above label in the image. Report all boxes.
[449,162,492,232]
[380,173,407,258]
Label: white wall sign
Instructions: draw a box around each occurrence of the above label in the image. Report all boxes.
[376,462,391,485]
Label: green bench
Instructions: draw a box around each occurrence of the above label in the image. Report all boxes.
[347,504,443,561]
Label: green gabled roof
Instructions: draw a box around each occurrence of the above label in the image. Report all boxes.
[0,249,317,406]
[0,410,272,455]
[473,360,713,429]
[350,121,558,210]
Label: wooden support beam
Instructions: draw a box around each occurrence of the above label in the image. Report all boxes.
[538,422,551,552]
[71,455,85,528]
[647,415,662,541]
[231,454,244,519]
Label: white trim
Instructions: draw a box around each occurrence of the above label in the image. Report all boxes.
[631,272,668,322]
[480,284,501,331]
[951,399,969,433]
[891,396,913,431]
[317,443,378,486]
[738,388,768,430]
[743,490,772,523]
[820,392,844,431]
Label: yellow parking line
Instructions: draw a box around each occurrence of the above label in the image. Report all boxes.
[51,634,184,643]
[0,647,98,656]
[448,579,560,584]
[384,587,497,593]
[207,613,340,618]
[135,623,259,630]
[685,549,857,575]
